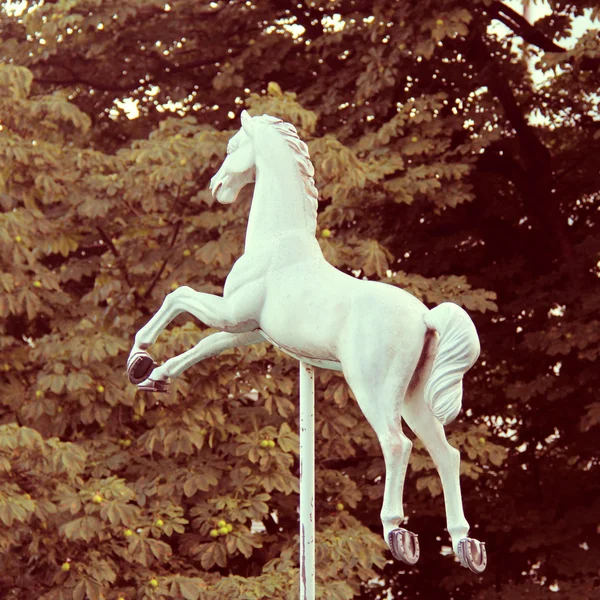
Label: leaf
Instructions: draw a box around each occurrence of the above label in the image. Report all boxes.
[278,422,299,454]
[73,580,86,600]
[47,439,87,476]
[183,472,218,497]
[17,426,44,450]
[60,516,103,542]
[56,487,83,514]
[249,493,270,518]
[415,38,435,59]
[0,496,33,526]
[581,402,600,431]
[274,395,295,418]
[199,542,228,569]
[356,240,394,277]
[101,500,140,526]
[175,578,207,600]
[38,372,66,394]
[0,64,33,98]
[236,534,259,558]
[410,452,435,472]
[267,81,283,96]
[416,475,442,497]
[85,578,102,600]
[88,557,117,584]
[66,371,94,392]
[147,538,173,561]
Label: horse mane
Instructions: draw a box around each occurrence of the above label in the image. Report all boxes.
[255,115,319,213]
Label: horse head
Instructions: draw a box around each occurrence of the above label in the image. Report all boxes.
[209,110,256,204]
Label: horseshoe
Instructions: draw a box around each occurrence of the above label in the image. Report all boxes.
[457,538,487,573]
[136,377,170,393]
[388,528,420,565]
[127,350,157,385]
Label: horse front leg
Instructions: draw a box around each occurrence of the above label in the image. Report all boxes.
[378,427,420,565]
[136,330,265,391]
[128,285,261,386]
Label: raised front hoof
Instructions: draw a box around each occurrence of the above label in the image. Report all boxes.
[388,528,420,565]
[137,378,170,393]
[457,538,487,573]
[127,351,156,385]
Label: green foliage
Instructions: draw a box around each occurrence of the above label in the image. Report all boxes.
[0,0,598,598]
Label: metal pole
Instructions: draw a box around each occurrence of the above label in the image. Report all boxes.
[299,361,315,600]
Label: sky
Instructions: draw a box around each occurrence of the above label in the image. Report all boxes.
[491,1,599,125]
[490,0,598,80]
[494,0,598,47]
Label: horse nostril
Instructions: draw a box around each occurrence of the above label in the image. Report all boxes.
[214,182,222,198]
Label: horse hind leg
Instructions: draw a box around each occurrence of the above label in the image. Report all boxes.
[402,391,487,573]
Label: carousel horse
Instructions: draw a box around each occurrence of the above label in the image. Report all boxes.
[127,111,487,573]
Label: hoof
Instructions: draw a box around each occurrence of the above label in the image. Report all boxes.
[457,538,487,573]
[127,350,156,385]
[137,377,170,393]
[388,528,420,565]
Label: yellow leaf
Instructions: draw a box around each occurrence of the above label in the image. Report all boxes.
[267,81,283,96]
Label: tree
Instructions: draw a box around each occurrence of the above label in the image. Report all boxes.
[0,1,598,599]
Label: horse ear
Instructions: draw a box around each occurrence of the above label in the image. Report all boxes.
[241,110,254,138]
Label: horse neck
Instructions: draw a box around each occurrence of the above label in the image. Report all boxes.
[244,131,317,251]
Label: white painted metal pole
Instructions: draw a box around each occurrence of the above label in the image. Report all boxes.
[299,361,315,600]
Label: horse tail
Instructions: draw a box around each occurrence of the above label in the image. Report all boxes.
[422,302,480,426]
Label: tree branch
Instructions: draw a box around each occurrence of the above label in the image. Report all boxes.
[142,220,182,301]
[481,65,552,172]
[142,183,186,300]
[488,1,567,53]
[34,50,234,93]
[34,75,140,93]
[465,35,578,274]
[96,225,139,301]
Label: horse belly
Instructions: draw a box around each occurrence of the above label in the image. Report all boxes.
[260,265,429,363]
[259,279,348,361]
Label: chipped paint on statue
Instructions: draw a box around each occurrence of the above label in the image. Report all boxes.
[127,111,487,573]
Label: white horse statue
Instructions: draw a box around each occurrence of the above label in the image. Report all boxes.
[127,111,487,573]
